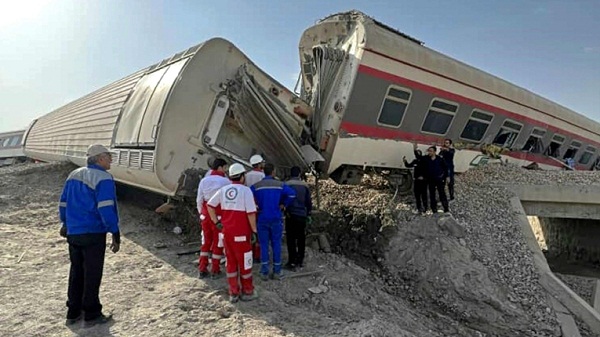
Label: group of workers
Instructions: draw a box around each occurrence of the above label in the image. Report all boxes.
[56,138,453,326]
[195,154,313,303]
[403,139,456,214]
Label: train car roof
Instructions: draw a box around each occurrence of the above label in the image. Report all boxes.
[0,130,26,138]
[319,11,600,136]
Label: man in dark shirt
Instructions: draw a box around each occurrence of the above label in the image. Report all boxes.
[440,139,456,200]
[284,166,313,270]
[425,146,449,213]
[403,143,428,214]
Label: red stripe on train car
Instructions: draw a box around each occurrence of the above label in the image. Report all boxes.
[357,64,600,149]
[339,120,572,169]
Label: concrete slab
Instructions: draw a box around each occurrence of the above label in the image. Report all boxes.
[510,185,600,220]
[593,280,600,312]
[542,272,600,335]
[556,312,582,337]
[509,197,550,274]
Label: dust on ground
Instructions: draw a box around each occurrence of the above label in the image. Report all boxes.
[0,162,590,336]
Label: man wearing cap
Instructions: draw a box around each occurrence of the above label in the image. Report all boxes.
[245,154,265,261]
[207,163,258,303]
[59,144,120,327]
[196,158,230,279]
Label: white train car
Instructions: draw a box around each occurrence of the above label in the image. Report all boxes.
[298,11,600,188]
[24,38,313,197]
[0,130,26,166]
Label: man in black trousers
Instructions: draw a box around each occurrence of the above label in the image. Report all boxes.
[59,144,120,327]
[440,139,456,200]
[284,166,313,270]
[425,146,450,213]
[403,143,428,214]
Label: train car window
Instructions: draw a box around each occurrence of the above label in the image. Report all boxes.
[420,98,458,135]
[492,120,522,148]
[8,136,20,147]
[377,86,412,127]
[460,110,494,142]
[0,138,4,147]
[579,146,596,164]
[545,134,565,158]
[522,128,546,153]
[563,140,582,159]
[1,138,9,147]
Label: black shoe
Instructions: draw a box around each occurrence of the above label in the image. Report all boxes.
[210,271,223,280]
[198,271,209,279]
[284,263,296,271]
[65,314,82,326]
[83,314,113,328]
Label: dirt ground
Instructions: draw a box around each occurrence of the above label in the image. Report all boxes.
[0,163,450,337]
[0,162,570,336]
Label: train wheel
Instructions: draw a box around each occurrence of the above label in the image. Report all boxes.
[386,170,413,197]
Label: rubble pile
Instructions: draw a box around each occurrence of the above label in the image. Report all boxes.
[312,163,597,336]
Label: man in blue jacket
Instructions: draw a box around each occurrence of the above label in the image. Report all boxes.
[59,144,120,327]
[251,163,295,280]
[284,166,312,270]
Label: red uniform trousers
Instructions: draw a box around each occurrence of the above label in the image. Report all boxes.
[224,232,254,296]
[198,217,224,274]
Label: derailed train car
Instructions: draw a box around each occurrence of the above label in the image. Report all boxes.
[298,11,600,190]
[24,38,315,197]
[0,130,26,166]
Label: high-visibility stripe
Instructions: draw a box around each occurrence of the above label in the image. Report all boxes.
[211,254,223,259]
[227,272,238,278]
[254,186,283,191]
[199,252,210,257]
[261,262,268,265]
[234,236,247,242]
[59,202,67,207]
[98,200,115,208]
[241,273,252,279]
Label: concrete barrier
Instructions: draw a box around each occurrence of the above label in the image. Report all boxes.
[594,280,600,312]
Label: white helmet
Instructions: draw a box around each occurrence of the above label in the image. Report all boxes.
[249,154,265,165]
[228,163,247,177]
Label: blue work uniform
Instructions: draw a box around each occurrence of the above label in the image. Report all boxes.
[251,176,295,276]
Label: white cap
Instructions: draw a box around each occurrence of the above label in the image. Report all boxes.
[228,163,247,177]
[249,154,264,165]
[86,144,110,157]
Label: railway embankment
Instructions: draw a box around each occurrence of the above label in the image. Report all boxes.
[1,161,599,336]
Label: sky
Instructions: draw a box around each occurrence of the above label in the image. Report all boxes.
[0,0,599,133]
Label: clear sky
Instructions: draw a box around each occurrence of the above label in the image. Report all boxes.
[1,0,599,133]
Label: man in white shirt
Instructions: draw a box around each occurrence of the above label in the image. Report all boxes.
[244,154,265,187]
[196,159,231,278]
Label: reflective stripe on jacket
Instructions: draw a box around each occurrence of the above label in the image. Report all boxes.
[59,164,119,235]
[251,176,296,223]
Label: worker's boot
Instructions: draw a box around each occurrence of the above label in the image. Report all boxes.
[229,295,240,303]
[241,292,258,302]
[198,271,209,279]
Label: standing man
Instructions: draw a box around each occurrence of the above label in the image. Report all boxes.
[403,143,428,214]
[251,163,296,280]
[440,139,456,200]
[284,166,312,270]
[425,146,450,213]
[245,154,265,261]
[245,154,266,187]
[59,144,119,327]
[207,163,258,303]
[196,158,230,279]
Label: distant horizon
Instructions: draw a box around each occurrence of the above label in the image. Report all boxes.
[1,1,598,132]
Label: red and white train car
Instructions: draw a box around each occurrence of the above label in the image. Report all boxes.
[298,11,600,189]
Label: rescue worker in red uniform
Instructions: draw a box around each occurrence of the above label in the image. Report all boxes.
[207,163,258,303]
[196,159,230,279]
